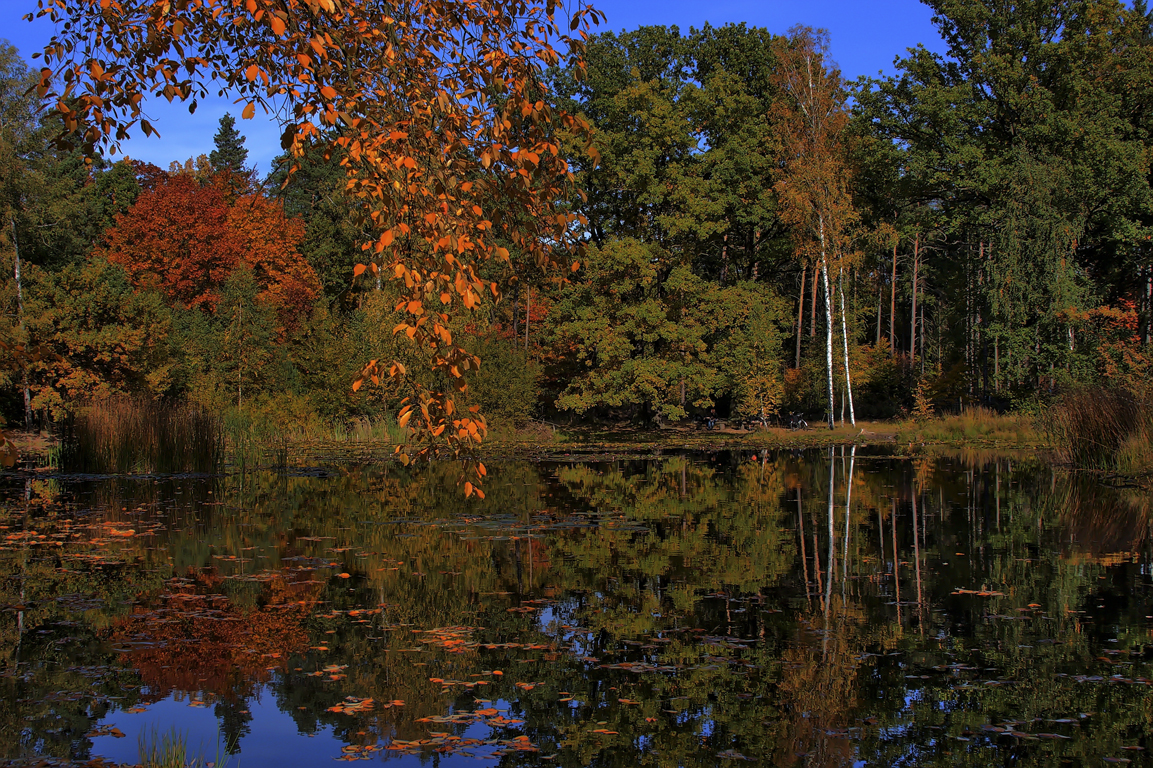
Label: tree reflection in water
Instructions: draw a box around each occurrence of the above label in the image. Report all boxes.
[0,449,1151,766]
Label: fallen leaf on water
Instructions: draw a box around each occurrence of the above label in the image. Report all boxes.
[717,750,753,761]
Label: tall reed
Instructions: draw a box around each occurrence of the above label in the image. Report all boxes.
[138,726,190,768]
[1046,387,1151,471]
[138,725,236,768]
[65,398,222,474]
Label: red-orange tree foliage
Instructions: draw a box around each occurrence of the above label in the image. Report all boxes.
[31,0,601,489]
[100,169,319,316]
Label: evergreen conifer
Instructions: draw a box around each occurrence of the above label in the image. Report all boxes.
[209,113,248,172]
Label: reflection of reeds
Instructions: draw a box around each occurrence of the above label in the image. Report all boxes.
[1046,472,1153,557]
[65,398,222,474]
[1046,388,1152,472]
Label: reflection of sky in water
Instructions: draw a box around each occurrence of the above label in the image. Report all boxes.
[91,687,518,767]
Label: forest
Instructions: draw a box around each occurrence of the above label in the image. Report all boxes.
[2,0,1152,445]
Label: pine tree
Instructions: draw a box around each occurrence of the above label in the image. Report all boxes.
[209,113,248,172]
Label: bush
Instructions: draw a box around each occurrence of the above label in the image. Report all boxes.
[464,334,540,427]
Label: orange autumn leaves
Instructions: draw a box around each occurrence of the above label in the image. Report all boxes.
[33,0,602,477]
[99,167,320,321]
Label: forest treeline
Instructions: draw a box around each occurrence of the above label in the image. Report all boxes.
[3,0,1153,435]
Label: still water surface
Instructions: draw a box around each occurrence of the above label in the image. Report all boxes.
[2,448,1152,767]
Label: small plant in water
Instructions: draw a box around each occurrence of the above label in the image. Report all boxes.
[138,726,237,768]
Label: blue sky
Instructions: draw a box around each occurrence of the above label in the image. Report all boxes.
[4,0,944,175]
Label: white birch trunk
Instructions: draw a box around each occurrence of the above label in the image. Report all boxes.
[838,265,855,426]
[818,215,835,430]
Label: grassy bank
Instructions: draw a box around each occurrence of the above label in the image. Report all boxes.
[3,409,1044,466]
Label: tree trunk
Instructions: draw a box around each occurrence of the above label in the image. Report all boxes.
[875,281,883,347]
[11,217,31,430]
[919,292,925,375]
[889,240,897,355]
[796,265,806,368]
[819,215,835,430]
[237,303,244,409]
[720,231,729,285]
[838,266,856,426]
[1139,266,1148,343]
[810,262,818,338]
[909,233,920,359]
[512,282,520,340]
[525,287,531,350]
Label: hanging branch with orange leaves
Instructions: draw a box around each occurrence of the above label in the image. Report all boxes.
[30,0,602,493]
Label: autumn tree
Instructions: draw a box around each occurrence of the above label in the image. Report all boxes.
[32,0,602,487]
[99,168,319,317]
[772,27,858,429]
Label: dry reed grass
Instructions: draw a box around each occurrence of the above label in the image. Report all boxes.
[898,406,1039,445]
[1046,387,1153,473]
[66,397,222,474]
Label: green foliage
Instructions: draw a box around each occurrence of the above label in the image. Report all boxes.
[548,238,789,421]
[23,258,176,415]
[209,113,249,173]
[463,333,540,427]
[854,0,1153,398]
[268,142,363,299]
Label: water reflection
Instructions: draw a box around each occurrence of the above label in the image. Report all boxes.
[1,449,1151,766]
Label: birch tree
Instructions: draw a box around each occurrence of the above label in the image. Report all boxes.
[772,27,858,429]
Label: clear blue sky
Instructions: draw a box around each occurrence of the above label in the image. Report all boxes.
[4,0,944,175]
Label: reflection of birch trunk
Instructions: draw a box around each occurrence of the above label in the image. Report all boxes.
[892,497,901,625]
[843,445,855,581]
[825,449,835,609]
[838,266,856,426]
[819,215,835,430]
[823,448,835,660]
[913,488,924,631]
[798,487,810,608]
[14,479,30,670]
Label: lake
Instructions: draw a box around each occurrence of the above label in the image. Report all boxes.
[1,447,1151,767]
